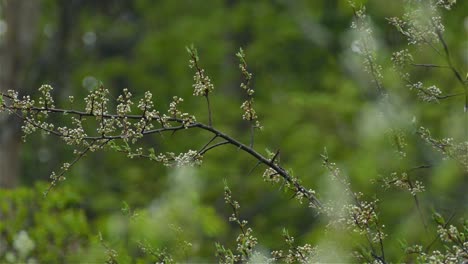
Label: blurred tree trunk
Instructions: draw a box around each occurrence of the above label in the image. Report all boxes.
[0,0,40,188]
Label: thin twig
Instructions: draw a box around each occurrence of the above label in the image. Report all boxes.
[249,123,254,148]
[410,63,450,68]
[198,141,230,155]
[433,24,468,112]
[246,161,261,178]
[425,212,456,252]
[198,135,218,153]
[205,95,212,127]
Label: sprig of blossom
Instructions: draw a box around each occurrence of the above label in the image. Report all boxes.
[435,0,457,10]
[412,217,467,263]
[13,230,35,258]
[38,84,55,109]
[116,88,133,116]
[0,40,324,209]
[262,150,319,208]
[349,2,385,94]
[110,143,203,168]
[99,232,119,264]
[418,127,468,171]
[392,48,445,102]
[84,84,110,116]
[167,96,196,128]
[216,184,258,263]
[321,152,386,262]
[236,48,260,126]
[138,241,175,264]
[270,229,316,263]
[187,45,214,97]
[388,129,408,158]
[382,172,425,196]
[387,0,451,46]
[169,150,203,167]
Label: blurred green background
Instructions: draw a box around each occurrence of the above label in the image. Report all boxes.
[0,0,466,262]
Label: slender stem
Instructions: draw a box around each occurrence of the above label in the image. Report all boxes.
[45,138,110,195]
[246,161,261,177]
[410,63,450,68]
[433,25,468,112]
[198,135,218,153]
[437,92,464,99]
[407,165,432,172]
[406,173,428,231]
[249,122,254,148]
[425,212,456,252]
[199,141,229,155]
[205,95,212,127]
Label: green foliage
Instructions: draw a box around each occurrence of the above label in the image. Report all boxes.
[0,182,91,263]
[0,0,467,262]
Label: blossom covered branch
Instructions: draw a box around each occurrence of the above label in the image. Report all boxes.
[0,49,321,207]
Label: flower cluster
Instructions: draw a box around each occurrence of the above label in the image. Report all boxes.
[262,167,280,183]
[236,47,262,148]
[192,68,214,97]
[216,185,258,263]
[168,150,203,167]
[217,185,319,264]
[382,172,425,196]
[110,143,203,168]
[138,241,174,264]
[167,96,196,128]
[3,90,35,112]
[99,232,119,264]
[236,48,258,122]
[187,45,214,97]
[38,84,55,109]
[116,88,133,116]
[3,230,37,263]
[436,0,457,10]
[413,82,443,102]
[388,0,463,105]
[392,47,445,103]
[260,150,320,208]
[0,81,205,193]
[57,117,86,145]
[84,84,109,116]
[387,0,448,46]
[412,218,467,263]
[418,127,468,172]
[322,153,386,261]
[349,2,384,94]
[391,49,413,70]
[388,129,408,158]
[270,229,316,263]
[262,166,318,208]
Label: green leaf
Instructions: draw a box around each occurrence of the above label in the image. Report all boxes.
[433,212,445,226]
[0,94,3,105]
[121,201,130,216]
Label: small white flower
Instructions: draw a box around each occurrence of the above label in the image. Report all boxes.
[13,230,35,257]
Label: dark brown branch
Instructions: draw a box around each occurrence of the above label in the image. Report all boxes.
[1,94,322,207]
